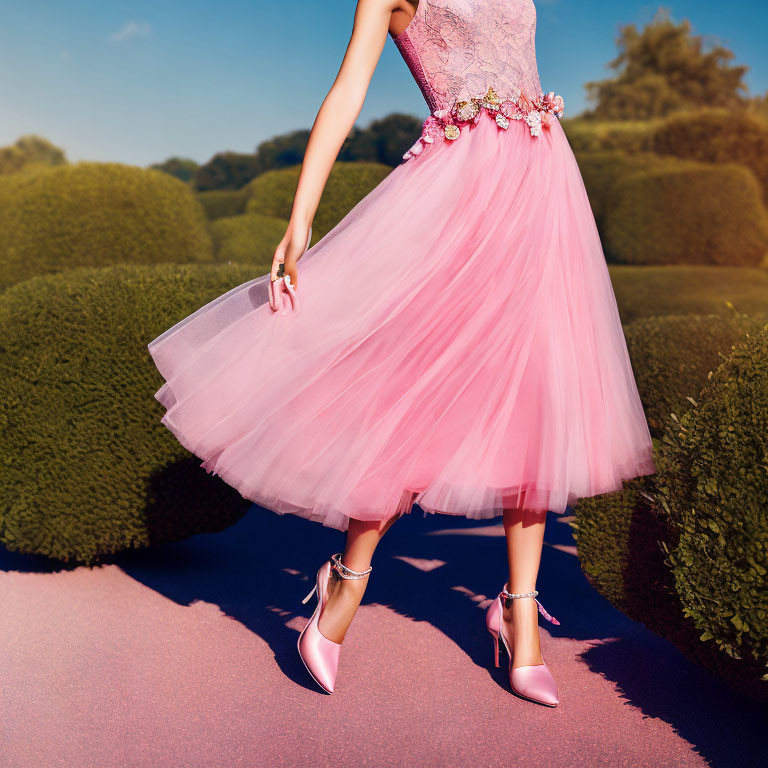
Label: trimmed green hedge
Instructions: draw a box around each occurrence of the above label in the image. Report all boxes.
[657,323,768,676]
[246,161,391,239]
[210,213,289,271]
[198,188,250,221]
[0,163,213,291]
[572,479,678,636]
[0,263,256,564]
[574,150,672,227]
[574,321,768,700]
[624,313,764,435]
[603,162,768,267]
[609,265,768,324]
[651,108,768,203]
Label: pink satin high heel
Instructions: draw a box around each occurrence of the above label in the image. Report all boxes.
[486,584,561,707]
[297,552,371,694]
[269,226,312,315]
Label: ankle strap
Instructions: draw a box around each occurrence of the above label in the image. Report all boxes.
[331,552,372,580]
[500,585,560,626]
[501,588,538,600]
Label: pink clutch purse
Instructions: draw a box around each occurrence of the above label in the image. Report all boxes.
[269,227,312,315]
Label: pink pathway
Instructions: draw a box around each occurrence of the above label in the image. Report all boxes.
[1,509,762,768]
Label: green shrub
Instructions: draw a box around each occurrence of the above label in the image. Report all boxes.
[624,313,764,435]
[574,473,767,699]
[562,119,659,154]
[655,323,768,682]
[198,188,250,221]
[0,263,256,564]
[246,161,392,239]
[603,162,768,267]
[210,213,289,271]
[574,150,672,226]
[609,265,768,324]
[0,162,213,291]
[574,321,768,700]
[651,108,768,202]
[572,479,678,632]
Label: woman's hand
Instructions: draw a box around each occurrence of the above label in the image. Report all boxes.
[271,222,311,290]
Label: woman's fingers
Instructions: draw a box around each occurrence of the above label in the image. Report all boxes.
[272,224,308,288]
[284,259,298,290]
[270,242,286,281]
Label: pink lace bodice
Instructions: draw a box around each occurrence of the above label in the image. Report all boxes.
[393,0,543,112]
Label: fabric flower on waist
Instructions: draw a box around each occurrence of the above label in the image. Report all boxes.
[403,87,566,160]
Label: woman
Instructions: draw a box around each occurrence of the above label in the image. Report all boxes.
[147,0,656,706]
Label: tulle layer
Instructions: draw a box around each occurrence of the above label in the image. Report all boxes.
[148,117,655,532]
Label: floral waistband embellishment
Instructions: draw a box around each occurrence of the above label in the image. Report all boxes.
[443,123,461,140]
[403,87,565,160]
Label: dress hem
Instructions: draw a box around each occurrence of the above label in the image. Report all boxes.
[158,392,656,534]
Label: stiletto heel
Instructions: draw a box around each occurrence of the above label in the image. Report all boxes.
[301,583,317,605]
[490,631,500,668]
[297,551,371,694]
[485,583,560,707]
[486,595,502,668]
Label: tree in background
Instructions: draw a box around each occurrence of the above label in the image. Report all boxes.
[0,135,67,175]
[747,91,768,123]
[191,131,309,191]
[192,151,262,191]
[584,8,748,120]
[253,129,311,174]
[178,115,422,191]
[340,113,424,167]
[149,156,199,183]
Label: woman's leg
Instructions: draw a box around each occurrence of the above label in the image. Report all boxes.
[502,499,547,668]
[318,512,402,643]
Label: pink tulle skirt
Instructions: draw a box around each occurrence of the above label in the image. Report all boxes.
[148,116,656,532]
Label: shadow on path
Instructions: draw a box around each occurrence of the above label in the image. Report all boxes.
[2,505,764,766]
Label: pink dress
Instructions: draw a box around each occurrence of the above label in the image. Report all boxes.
[148,0,656,532]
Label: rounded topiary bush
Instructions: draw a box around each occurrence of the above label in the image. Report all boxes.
[655,323,768,686]
[197,188,249,221]
[210,213,289,271]
[574,472,768,700]
[603,163,768,267]
[624,313,764,435]
[0,263,256,564]
[651,108,768,203]
[0,163,213,291]
[574,150,671,227]
[573,478,678,632]
[245,161,391,239]
[574,320,768,700]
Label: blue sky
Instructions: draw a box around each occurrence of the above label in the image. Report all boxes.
[1,0,766,167]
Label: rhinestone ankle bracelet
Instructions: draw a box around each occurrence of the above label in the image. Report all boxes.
[331,552,372,580]
[501,588,538,600]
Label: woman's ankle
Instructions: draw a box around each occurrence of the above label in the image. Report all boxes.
[318,572,369,643]
[502,598,544,666]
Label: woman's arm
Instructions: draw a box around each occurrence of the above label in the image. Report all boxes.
[271,0,403,288]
